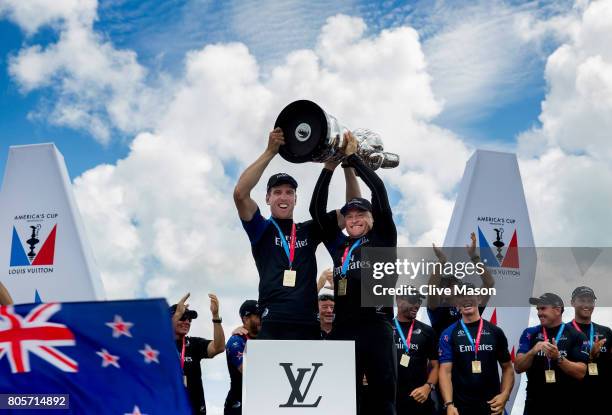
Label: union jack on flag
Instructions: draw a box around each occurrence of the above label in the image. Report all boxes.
[0,299,191,414]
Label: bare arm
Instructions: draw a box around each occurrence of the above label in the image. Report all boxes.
[488,361,515,415]
[206,294,226,357]
[409,360,440,404]
[514,341,546,373]
[557,357,587,380]
[233,128,284,221]
[439,362,458,414]
[0,281,13,305]
[427,244,447,310]
[317,269,333,292]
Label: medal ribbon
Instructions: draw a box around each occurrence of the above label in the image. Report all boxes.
[572,320,594,351]
[269,218,296,269]
[341,239,362,276]
[542,323,566,369]
[394,318,415,355]
[460,318,484,360]
[180,336,186,370]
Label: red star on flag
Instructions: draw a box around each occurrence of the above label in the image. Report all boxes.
[124,405,147,415]
[139,344,160,364]
[96,348,120,368]
[105,315,133,338]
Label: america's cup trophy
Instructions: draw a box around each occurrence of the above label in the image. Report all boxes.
[274,100,400,169]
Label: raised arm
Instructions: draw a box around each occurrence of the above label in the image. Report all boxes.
[233,128,284,221]
[206,294,226,357]
[310,160,340,232]
[465,232,495,306]
[0,280,13,305]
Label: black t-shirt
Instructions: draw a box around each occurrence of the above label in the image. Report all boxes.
[241,208,336,324]
[573,321,612,402]
[518,323,590,409]
[428,305,486,342]
[438,319,511,409]
[312,155,397,325]
[176,336,212,414]
[393,319,438,395]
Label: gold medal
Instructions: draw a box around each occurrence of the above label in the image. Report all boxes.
[545,369,556,383]
[183,375,188,387]
[588,362,599,376]
[400,354,410,367]
[338,279,347,296]
[471,360,482,374]
[283,270,296,287]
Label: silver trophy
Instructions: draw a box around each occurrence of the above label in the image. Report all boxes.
[274,100,399,170]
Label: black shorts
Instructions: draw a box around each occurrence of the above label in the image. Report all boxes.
[257,320,321,340]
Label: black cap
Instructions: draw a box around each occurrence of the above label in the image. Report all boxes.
[340,197,372,215]
[267,173,298,191]
[529,293,564,307]
[239,300,260,318]
[571,286,597,300]
[169,304,198,320]
[396,286,425,303]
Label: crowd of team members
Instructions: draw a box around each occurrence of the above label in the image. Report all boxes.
[160,128,610,415]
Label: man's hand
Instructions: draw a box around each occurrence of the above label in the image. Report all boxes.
[466,232,477,259]
[174,292,190,320]
[232,326,249,336]
[267,128,285,155]
[487,392,509,415]
[318,269,334,290]
[432,243,448,264]
[446,404,459,415]
[591,337,607,359]
[545,339,560,360]
[209,293,220,319]
[531,341,547,355]
[342,131,358,156]
[409,384,431,404]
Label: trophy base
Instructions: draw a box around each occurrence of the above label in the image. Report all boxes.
[275,100,330,163]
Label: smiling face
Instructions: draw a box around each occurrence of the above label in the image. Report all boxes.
[456,295,479,318]
[318,299,334,324]
[344,209,373,238]
[173,316,192,337]
[266,184,296,219]
[396,297,421,320]
[536,305,563,327]
[572,295,595,320]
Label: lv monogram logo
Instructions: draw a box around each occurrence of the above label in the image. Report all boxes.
[279,362,323,408]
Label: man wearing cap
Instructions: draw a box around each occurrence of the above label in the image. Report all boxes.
[438,284,514,415]
[224,300,262,415]
[570,287,611,413]
[514,293,589,415]
[311,133,398,414]
[318,293,334,339]
[171,293,226,415]
[394,292,439,415]
[233,128,359,339]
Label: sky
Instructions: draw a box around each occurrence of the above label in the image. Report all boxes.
[1,0,612,413]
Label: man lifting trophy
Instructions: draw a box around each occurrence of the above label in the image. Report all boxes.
[274,100,400,169]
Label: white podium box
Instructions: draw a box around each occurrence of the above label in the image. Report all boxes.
[243,340,356,414]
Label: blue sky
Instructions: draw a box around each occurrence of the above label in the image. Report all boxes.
[0,0,562,180]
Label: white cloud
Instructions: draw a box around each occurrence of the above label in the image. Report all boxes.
[518,0,612,247]
[4,0,167,144]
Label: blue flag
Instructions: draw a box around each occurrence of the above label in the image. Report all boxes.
[0,299,191,414]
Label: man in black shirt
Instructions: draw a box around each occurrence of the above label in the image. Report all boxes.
[224,300,261,415]
[438,284,514,415]
[394,292,438,415]
[427,233,494,341]
[318,293,334,339]
[311,132,398,414]
[514,292,589,415]
[234,128,359,339]
[171,293,226,414]
[570,286,611,413]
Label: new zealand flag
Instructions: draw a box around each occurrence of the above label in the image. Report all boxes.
[0,299,191,414]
